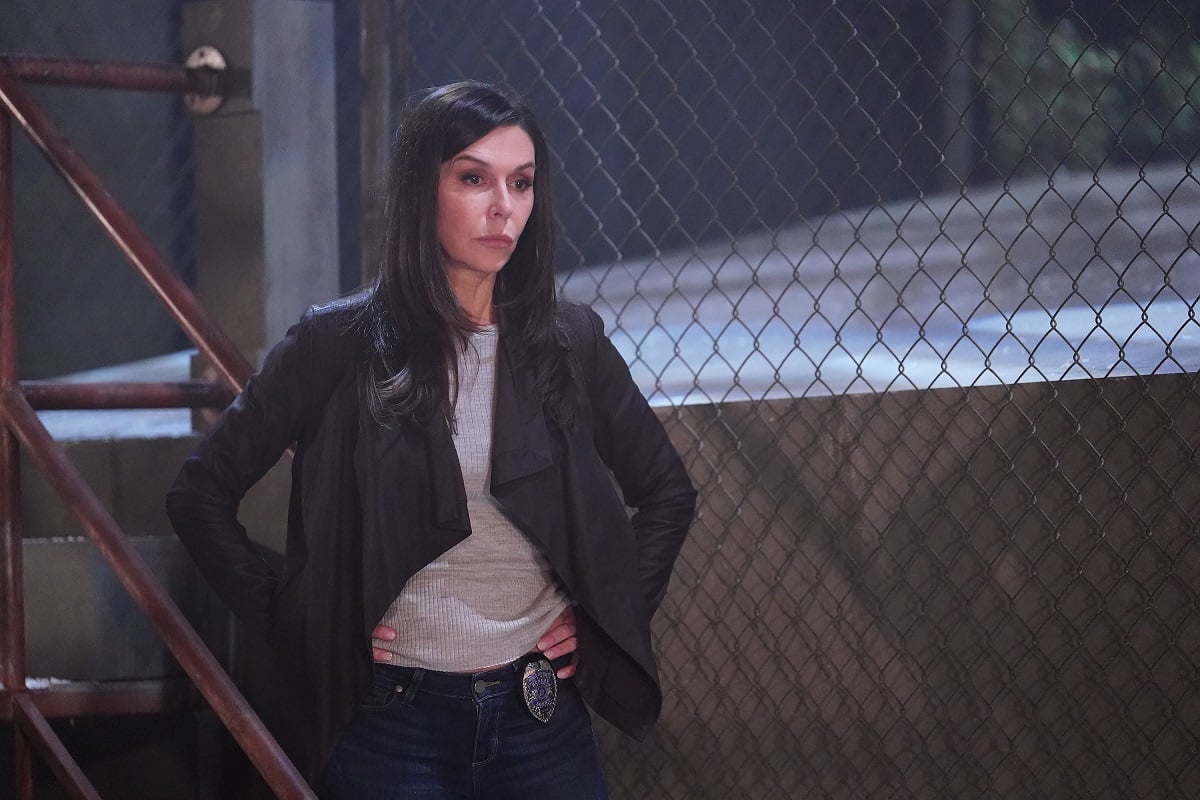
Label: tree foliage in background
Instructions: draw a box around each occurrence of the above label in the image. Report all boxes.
[980,0,1200,175]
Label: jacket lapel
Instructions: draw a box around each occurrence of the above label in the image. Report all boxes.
[491,337,555,489]
[362,336,554,538]
[425,418,470,531]
[360,407,469,533]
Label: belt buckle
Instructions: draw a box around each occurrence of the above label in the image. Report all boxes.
[520,657,557,723]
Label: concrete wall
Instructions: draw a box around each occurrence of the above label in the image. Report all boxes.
[184,0,340,360]
[596,373,1200,799]
[12,372,1200,796]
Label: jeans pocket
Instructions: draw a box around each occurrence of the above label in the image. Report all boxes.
[359,670,404,710]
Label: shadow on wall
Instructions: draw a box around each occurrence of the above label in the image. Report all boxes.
[595,373,1200,799]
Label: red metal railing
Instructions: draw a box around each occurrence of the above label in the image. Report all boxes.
[0,55,314,799]
[0,53,242,96]
[21,380,234,410]
[0,96,35,799]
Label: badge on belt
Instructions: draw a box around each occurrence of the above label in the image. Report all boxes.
[521,657,557,723]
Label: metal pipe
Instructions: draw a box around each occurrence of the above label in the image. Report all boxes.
[22,380,234,410]
[0,53,242,97]
[13,695,103,800]
[0,72,252,394]
[14,728,32,800]
[0,104,33,800]
[0,103,25,699]
[1,390,315,799]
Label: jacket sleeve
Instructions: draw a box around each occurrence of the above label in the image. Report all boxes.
[579,306,698,617]
[165,308,324,638]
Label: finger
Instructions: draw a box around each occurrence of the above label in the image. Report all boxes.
[556,659,577,680]
[372,625,397,642]
[537,624,575,650]
[537,625,574,651]
[536,611,577,651]
[372,647,393,663]
[538,634,577,662]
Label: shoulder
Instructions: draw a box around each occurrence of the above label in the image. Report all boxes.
[302,289,372,336]
[554,301,604,349]
[251,291,371,402]
[553,301,635,395]
[291,290,372,361]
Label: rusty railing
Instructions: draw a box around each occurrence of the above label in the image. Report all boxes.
[0,54,312,799]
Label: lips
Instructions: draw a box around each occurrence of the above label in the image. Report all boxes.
[476,234,514,248]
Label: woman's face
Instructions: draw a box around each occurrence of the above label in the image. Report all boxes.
[437,124,536,288]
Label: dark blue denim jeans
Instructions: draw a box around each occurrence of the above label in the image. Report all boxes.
[317,660,609,800]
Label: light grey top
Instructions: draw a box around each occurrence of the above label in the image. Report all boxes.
[372,326,569,671]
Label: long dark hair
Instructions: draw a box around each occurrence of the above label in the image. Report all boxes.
[361,81,580,427]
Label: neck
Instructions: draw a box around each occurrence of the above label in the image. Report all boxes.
[448,273,497,326]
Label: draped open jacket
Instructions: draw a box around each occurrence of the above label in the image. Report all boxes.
[165,295,697,783]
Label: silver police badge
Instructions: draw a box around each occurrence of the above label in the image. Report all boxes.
[521,657,557,723]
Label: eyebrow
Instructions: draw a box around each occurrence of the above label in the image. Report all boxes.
[448,154,536,172]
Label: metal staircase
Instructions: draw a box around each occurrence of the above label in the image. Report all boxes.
[0,55,313,799]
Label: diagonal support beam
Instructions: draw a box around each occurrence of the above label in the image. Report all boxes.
[13,694,103,800]
[0,71,252,394]
[0,389,315,799]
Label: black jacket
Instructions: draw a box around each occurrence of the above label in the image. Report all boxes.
[166,296,697,783]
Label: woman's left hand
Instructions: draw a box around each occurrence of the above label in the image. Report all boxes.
[536,606,578,679]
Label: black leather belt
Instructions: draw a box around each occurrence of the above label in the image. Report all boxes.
[377,652,569,723]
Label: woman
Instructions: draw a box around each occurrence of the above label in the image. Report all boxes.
[167,81,696,798]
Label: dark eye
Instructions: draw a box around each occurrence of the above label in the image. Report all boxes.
[513,177,533,191]
[462,173,483,185]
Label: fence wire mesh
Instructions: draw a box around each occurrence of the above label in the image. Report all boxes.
[402,1,1200,798]
[5,1,1199,798]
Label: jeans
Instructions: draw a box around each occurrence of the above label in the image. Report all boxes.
[318,660,609,800]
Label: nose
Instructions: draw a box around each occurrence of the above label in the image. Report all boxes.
[490,186,514,217]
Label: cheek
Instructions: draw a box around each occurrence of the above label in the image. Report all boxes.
[436,196,471,243]
[515,198,536,232]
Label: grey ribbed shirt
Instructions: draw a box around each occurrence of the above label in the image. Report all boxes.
[372,326,569,671]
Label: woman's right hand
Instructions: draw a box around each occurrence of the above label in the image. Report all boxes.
[371,624,397,662]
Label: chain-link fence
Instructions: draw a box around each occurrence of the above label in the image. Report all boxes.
[400,1,1200,798]
[6,1,1199,797]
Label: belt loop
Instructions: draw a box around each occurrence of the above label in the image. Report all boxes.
[399,667,424,706]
